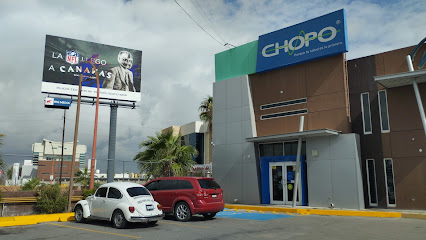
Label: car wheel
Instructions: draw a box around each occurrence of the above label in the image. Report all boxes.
[202,212,217,220]
[112,210,128,229]
[174,202,192,222]
[74,205,86,223]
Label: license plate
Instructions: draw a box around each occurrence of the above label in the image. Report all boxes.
[212,194,217,198]
[146,205,154,211]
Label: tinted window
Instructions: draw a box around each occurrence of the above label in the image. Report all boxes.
[145,181,159,191]
[127,187,151,197]
[198,179,221,189]
[95,187,107,197]
[108,187,122,199]
[159,180,177,190]
[176,180,193,189]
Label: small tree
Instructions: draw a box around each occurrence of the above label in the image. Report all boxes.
[21,178,41,191]
[134,131,198,180]
[75,168,90,189]
[36,183,68,214]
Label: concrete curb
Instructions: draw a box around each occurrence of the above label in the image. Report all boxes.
[0,213,74,227]
[225,204,426,219]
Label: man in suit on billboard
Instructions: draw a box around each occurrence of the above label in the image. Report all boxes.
[103,51,136,92]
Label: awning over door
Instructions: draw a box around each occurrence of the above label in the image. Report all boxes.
[246,129,340,143]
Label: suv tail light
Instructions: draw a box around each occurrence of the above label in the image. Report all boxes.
[196,190,209,199]
[129,206,135,213]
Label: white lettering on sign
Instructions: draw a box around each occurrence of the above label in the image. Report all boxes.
[262,26,338,58]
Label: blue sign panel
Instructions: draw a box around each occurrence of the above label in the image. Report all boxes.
[44,97,71,109]
[256,9,348,73]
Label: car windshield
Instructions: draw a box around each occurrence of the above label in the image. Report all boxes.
[126,187,151,197]
[198,179,221,189]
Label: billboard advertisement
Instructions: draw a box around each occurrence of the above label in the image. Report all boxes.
[42,35,142,102]
[256,9,348,73]
[44,97,71,109]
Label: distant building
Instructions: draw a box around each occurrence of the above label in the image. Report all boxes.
[32,139,87,181]
[163,121,212,175]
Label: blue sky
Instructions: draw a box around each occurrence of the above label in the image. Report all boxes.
[0,0,425,174]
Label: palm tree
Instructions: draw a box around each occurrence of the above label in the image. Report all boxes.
[75,168,90,188]
[199,96,213,164]
[134,131,198,180]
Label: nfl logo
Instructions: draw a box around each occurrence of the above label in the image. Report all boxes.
[66,50,79,65]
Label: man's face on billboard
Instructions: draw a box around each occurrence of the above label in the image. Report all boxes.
[118,51,133,69]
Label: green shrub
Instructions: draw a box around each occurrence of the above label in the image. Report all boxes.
[21,178,41,191]
[82,182,101,199]
[36,184,68,214]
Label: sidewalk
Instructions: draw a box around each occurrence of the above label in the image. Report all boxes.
[225,204,426,220]
[0,205,424,227]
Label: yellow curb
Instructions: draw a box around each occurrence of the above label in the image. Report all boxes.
[0,213,75,227]
[0,217,15,222]
[401,213,426,220]
[225,204,402,218]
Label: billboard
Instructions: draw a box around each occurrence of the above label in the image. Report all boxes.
[44,97,71,109]
[42,35,142,102]
[256,9,348,73]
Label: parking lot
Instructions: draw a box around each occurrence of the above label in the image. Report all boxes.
[1,209,425,240]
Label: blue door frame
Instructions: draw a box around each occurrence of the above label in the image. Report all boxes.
[260,155,307,205]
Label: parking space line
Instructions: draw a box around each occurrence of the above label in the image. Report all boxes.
[159,221,212,229]
[48,223,142,239]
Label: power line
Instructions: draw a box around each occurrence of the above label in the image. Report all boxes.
[191,0,227,44]
[174,0,228,47]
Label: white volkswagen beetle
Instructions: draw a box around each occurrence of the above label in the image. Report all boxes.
[74,182,164,228]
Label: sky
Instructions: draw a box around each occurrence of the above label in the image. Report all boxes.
[0,0,425,174]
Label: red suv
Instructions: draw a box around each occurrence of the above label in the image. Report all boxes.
[144,177,224,221]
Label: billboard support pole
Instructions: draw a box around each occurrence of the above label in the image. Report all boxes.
[86,61,100,190]
[59,109,66,185]
[68,75,82,212]
[107,103,118,183]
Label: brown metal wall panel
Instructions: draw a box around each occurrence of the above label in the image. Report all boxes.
[251,54,350,137]
[307,108,351,132]
[256,115,308,137]
[393,157,426,210]
[307,92,347,112]
[387,84,426,131]
[381,134,392,157]
[390,130,426,158]
[306,55,345,97]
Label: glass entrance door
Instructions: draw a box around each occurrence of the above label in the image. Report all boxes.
[269,162,301,205]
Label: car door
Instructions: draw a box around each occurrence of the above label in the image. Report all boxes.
[146,180,175,212]
[91,187,108,218]
[103,187,123,219]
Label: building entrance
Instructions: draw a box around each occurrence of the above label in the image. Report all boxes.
[269,162,301,205]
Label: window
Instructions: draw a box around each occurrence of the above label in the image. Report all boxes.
[127,187,151,197]
[145,181,159,191]
[261,109,307,120]
[176,180,193,189]
[198,179,221,189]
[107,187,122,199]
[259,143,283,157]
[181,133,205,164]
[366,159,378,206]
[159,180,177,190]
[384,158,396,207]
[361,93,372,134]
[95,187,108,197]
[261,98,307,110]
[284,141,306,156]
[378,90,390,132]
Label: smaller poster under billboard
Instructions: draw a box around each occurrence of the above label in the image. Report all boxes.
[256,9,348,73]
[41,35,142,102]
